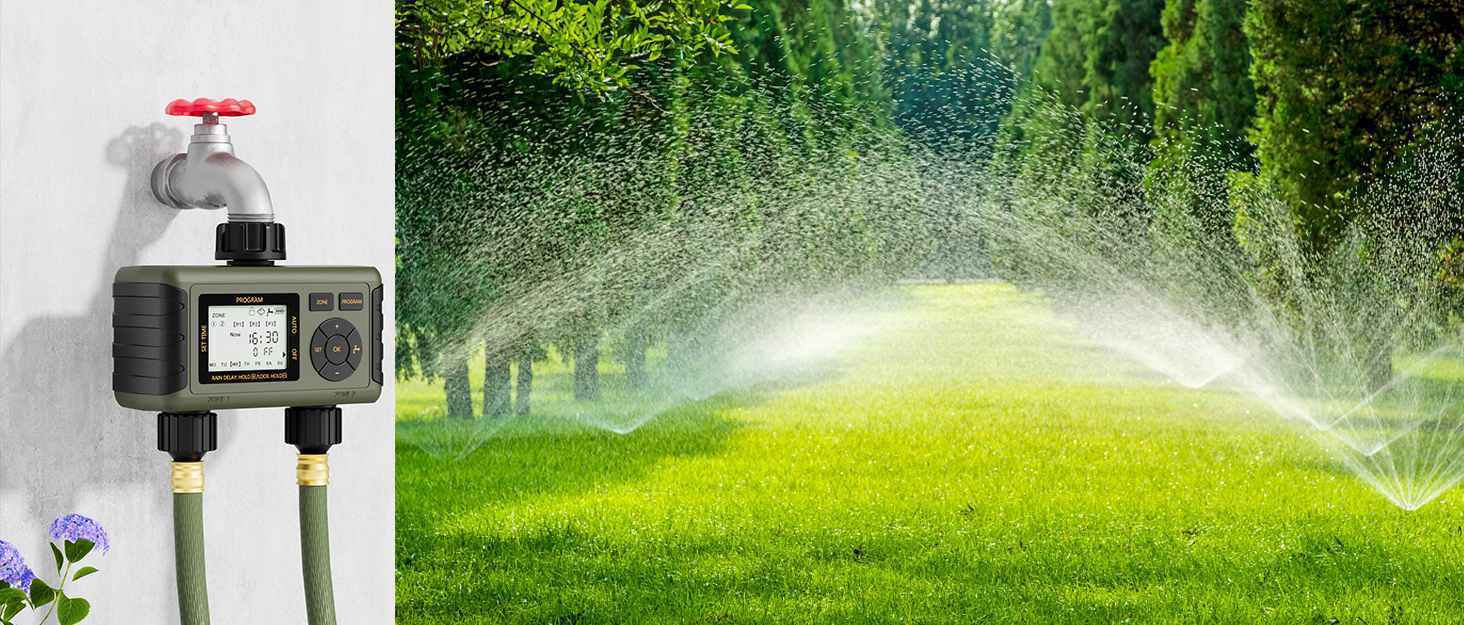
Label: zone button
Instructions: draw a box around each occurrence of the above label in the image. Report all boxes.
[309,293,333,311]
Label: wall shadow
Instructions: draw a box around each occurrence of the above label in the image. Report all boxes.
[0,123,218,620]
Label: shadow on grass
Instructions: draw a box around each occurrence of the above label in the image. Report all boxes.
[394,354,868,623]
[393,374,821,574]
[397,390,742,509]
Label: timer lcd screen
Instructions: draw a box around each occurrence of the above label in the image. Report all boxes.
[208,305,288,371]
[198,292,299,385]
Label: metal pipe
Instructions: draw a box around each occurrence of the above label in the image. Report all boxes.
[151,120,274,223]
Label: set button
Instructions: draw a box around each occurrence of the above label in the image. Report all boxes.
[309,318,362,381]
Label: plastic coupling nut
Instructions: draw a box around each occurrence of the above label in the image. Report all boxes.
[285,405,342,454]
[217,221,286,265]
[296,454,330,486]
[171,461,205,493]
[158,411,218,463]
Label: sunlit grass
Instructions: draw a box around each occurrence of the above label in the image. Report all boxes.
[397,284,1464,623]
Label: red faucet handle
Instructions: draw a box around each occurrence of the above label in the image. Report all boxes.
[165,98,256,117]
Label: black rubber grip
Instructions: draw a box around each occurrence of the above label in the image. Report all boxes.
[114,282,189,396]
[216,221,286,264]
[286,406,343,454]
[371,286,384,385]
[159,411,218,462]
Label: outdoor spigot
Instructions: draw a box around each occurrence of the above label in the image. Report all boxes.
[151,97,285,264]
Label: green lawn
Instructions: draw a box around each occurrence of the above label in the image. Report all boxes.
[396,284,1464,623]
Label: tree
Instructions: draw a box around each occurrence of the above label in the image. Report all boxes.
[990,0,1054,84]
[1246,0,1464,253]
[1030,0,1166,138]
[1149,0,1253,166]
[397,0,747,96]
[1143,0,1255,332]
[395,0,941,421]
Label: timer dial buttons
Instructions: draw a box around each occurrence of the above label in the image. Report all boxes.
[325,336,349,364]
[345,329,364,370]
[310,318,362,382]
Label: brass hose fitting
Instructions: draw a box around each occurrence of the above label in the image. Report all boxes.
[297,454,330,486]
[171,461,205,493]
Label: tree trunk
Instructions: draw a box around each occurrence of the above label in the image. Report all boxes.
[444,349,472,419]
[624,327,647,389]
[482,346,511,417]
[515,351,533,415]
[574,334,600,401]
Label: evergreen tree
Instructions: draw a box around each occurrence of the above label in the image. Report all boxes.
[1246,0,1464,252]
[1149,0,1254,166]
[1031,0,1166,139]
[1143,0,1256,327]
[990,0,1054,83]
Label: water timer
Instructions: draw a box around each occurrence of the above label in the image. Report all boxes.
[113,266,383,412]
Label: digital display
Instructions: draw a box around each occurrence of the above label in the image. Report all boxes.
[197,292,301,385]
[207,305,288,371]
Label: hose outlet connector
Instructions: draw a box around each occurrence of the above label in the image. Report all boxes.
[285,406,342,455]
[158,411,218,463]
[171,461,206,493]
[296,454,330,486]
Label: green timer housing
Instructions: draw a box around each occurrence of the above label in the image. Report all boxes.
[113,265,383,412]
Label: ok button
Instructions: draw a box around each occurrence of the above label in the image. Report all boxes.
[325,335,350,365]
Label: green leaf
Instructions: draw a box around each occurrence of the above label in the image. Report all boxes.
[0,591,25,621]
[57,594,90,625]
[64,540,94,564]
[28,579,54,608]
[51,543,64,574]
[4,596,24,620]
[71,567,99,582]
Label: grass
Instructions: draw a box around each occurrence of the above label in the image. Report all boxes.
[396,284,1464,623]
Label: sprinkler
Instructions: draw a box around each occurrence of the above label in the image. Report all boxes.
[113,98,383,625]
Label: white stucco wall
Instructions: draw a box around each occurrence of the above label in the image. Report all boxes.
[0,2,395,622]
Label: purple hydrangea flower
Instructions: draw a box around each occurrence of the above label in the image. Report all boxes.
[49,514,109,555]
[0,539,36,593]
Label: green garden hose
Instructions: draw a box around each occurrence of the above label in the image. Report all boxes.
[171,463,211,625]
[298,456,337,625]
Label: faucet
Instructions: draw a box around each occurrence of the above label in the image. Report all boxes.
[151,98,285,264]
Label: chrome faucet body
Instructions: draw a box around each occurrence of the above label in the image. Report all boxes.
[151,111,274,223]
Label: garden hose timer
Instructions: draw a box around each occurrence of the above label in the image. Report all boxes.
[113,266,383,411]
[112,98,383,412]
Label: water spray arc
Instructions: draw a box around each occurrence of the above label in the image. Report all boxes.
[980,91,1464,511]
[112,98,384,625]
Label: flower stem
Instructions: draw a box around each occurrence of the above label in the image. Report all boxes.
[37,558,70,625]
